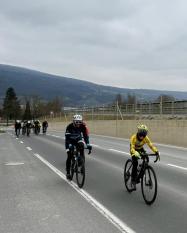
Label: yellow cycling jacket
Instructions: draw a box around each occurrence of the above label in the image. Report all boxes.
[130,134,158,156]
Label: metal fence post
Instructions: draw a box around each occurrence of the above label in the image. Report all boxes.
[116,101,118,136]
[160,96,163,116]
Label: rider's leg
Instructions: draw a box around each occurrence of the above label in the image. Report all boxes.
[65,141,72,175]
[131,156,138,182]
[66,151,72,171]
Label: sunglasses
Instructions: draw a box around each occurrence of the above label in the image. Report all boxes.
[74,121,82,125]
[138,133,147,137]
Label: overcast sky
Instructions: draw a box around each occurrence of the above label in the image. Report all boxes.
[0,0,187,91]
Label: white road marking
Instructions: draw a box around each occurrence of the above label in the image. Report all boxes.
[155,143,187,151]
[33,153,136,233]
[91,144,100,148]
[109,149,129,155]
[47,133,62,139]
[20,141,24,144]
[91,133,129,142]
[168,164,187,171]
[52,135,61,138]
[26,147,32,151]
[5,162,24,166]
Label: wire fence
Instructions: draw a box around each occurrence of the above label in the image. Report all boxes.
[45,100,187,121]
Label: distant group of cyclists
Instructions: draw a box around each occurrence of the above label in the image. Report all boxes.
[14,119,48,137]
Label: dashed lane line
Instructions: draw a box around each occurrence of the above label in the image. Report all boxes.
[26,147,32,151]
[168,164,187,171]
[109,149,129,155]
[91,144,100,148]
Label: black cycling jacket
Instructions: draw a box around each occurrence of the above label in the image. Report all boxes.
[65,122,89,149]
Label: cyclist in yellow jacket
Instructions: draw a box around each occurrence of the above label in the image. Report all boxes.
[130,124,160,189]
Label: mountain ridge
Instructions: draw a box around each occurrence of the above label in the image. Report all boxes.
[0,64,186,106]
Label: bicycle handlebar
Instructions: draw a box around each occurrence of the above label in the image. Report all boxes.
[141,153,160,163]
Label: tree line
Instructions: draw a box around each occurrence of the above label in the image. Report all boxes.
[114,93,175,107]
[0,87,63,124]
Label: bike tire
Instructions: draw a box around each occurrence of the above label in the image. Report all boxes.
[76,157,85,188]
[141,165,157,205]
[70,159,75,180]
[124,159,134,192]
[16,129,20,138]
[27,128,30,137]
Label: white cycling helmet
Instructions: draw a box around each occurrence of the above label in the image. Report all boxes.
[73,114,83,125]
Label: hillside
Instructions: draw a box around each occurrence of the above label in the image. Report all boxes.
[0,64,187,106]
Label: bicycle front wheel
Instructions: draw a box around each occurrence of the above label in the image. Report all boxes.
[70,159,75,180]
[76,157,85,188]
[141,165,157,205]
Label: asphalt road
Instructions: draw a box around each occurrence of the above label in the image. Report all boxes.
[1,129,187,233]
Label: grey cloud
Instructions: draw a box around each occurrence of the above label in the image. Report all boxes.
[0,0,187,91]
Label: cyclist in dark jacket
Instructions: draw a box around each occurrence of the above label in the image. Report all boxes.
[34,120,41,135]
[26,120,32,136]
[42,120,48,133]
[65,114,92,180]
[15,120,21,137]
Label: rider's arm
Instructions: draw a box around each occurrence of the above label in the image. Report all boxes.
[65,124,71,138]
[130,134,137,156]
[65,124,72,150]
[82,123,90,144]
[145,136,158,153]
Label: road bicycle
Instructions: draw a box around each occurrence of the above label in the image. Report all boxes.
[15,128,21,138]
[42,126,47,134]
[68,136,92,188]
[34,125,40,135]
[26,127,31,137]
[22,126,26,135]
[124,153,159,205]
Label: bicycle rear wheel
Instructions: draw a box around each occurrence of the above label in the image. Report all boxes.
[124,159,134,192]
[76,156,85,188]
[141,165,157,205]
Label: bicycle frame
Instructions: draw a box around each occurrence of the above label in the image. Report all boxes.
[71,143,85,162]
[133,153,157,184]
[136,155,149,181]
